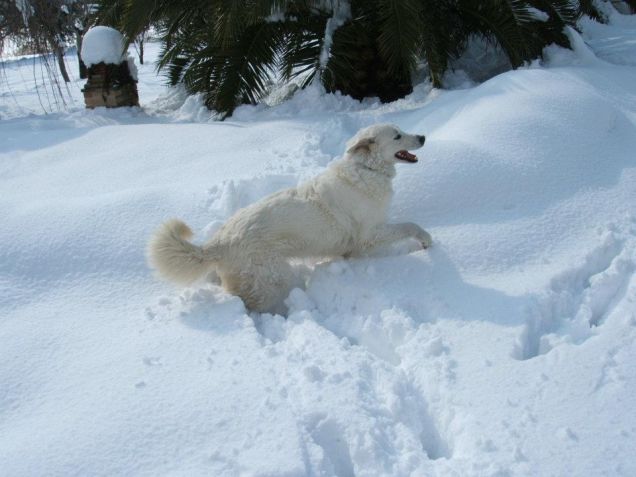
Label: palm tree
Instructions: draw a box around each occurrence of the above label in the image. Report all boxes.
[95,0,594,118]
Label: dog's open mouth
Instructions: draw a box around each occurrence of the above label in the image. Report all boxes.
[395,150,418,163]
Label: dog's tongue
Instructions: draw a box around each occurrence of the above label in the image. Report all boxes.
[395,150,418,163]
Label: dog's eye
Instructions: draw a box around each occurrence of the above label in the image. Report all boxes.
[394,134,402,140]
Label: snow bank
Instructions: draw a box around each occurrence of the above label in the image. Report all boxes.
[580,4,636,66]
[80,26,126,67]
[527,6,549,22]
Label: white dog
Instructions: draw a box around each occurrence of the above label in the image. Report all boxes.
[147,124,432,312]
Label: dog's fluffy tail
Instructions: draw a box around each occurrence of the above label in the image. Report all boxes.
[147,219,221,285]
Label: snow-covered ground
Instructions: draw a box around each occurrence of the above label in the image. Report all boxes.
[2,9,636,477]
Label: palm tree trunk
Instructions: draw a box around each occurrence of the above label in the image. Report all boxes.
[76,31,87,79]
[54,44,70,82]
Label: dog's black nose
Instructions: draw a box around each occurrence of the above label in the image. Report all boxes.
[417,135,426,145]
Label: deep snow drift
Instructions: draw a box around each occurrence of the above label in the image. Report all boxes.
[1,10,636,477]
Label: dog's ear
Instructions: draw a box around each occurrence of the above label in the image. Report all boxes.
[346,136,376,155]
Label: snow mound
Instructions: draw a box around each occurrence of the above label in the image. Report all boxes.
[80,26,126,67]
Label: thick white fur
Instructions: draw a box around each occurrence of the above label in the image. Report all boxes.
[147,124,432,312]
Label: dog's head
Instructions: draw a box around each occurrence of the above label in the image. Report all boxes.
[345,124,425,170]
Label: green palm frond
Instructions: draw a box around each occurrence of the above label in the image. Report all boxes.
[459,0,543,67]
[525,0,578,48]
[279,14,328,86]
[419,0,464,87]
[213,0,245,46]
[322,18,373,99]
[93,0,125,28]
[375,0,424,77]
[206,21,285,117]
[577,0,605,21]
[529,0,579,26]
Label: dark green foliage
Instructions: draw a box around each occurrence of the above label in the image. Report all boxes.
[419,0,463,87]
[456,0,573,68]
[93,0,617,118]
[577,0,605,21]
[322,9,413,102]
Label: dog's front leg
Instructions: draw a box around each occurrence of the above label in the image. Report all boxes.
[365,222,432,251]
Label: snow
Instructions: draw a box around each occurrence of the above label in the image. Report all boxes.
[580,4,636,65]
[127,55,139,81]
[527,7,549,22]
[319,1,351,69]
[80,26,127,67]
[2,9,636,476]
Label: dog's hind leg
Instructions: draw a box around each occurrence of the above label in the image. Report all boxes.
[220,259,297,314]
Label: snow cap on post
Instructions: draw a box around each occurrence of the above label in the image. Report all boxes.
[81,26,126,67]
